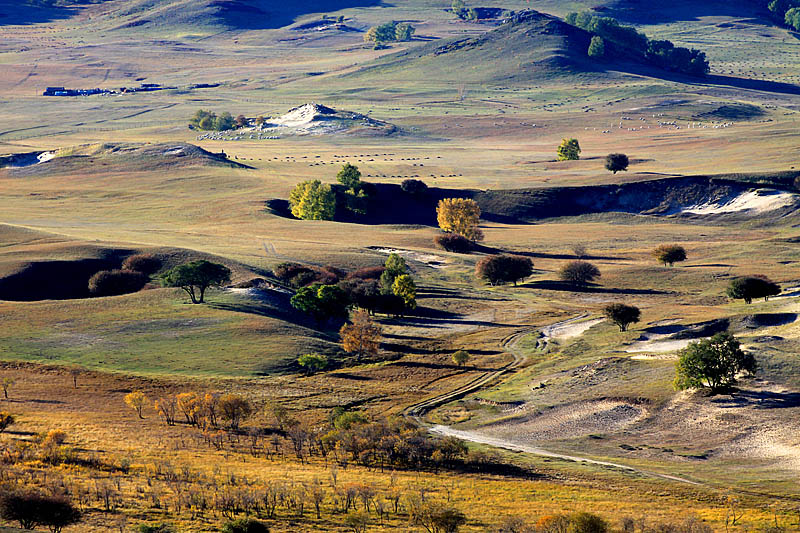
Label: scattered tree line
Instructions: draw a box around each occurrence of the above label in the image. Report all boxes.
[565,12,710,76]
[189,110,247,131]
[289,164,375,221]
[364,21,415,46]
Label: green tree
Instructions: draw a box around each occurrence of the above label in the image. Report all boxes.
[215,112,234,131]
[652,244,687,267]
[160,260,231,304]
[605,153,629,173]
[452,350,470,367]
[380,253,408,293]
[786,7,800,29]
[726,276,781,304]
[297,353,328,375]
[289,180,336,220]
[588,35,605,58]
[392,274,417,309]
[674,332,756,392]
[291,284,350,323]
[603,303,640,332]
[395,22,416,41]
[557,138,581,161]
[337,163,362,191]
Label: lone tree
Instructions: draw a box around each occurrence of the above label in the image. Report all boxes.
[475,255,533,286]
[392,274,417,309]
[124,391,147,419]
[289,180,336,220]
[452,350,470,367]
[652,244,687,267]
[557,138,581,161]
[726,276,781,304]
[340,310,382,361]
[160,260,231,304]
[337,163,362,191]
[558,260,600,286]
[437,198,484,242]
[605,153,629,173]
[588,35,605,58]
[1,377,13,399]
[297,353,328,375]
[0,412,14,433]
[222,518,270,533]
[674,332,756,392]
[604,303,641,331]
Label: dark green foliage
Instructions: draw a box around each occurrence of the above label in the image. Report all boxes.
[566,12,709,76]
[122,253,162,275]
[88,269,149,296]
[401,178,428,195]
[0,492,81,532]
[674,332,756,392]
[379,253,408,294]
[652,244,687,267]
[337,163,362,191]
[726,276,781,304]
[290,283,350,323]
[559,261,600,285]
[475,255,533,286]
[365,21,415,43]
[605,153,629,174]
[435,233,472,253]
[190,109,235,131]
[160,260,231,304]
[603,303,641,332]
[221,518,269,533]
[587,35,605,58]
[786,6,800,29]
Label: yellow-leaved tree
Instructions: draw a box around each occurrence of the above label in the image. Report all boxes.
[436,198,483,242]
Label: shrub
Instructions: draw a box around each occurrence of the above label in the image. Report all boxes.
[652,244,687,266]
[0,412,15,433]
[435,233,472,253]
[674,332,756,392]
[346,266,386,280]
[122,253,162,275]
[605,153,629,173]
[558,261,600,285]
[401,178,428,195]
[603,303,641,332]
[452,350,470,367]
[297,353,328,375]
[475,255,533,286]
[88,269,149,296]
[726,275,781,304]
[222,517,270,533]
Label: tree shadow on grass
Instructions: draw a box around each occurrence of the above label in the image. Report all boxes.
[472,244,628,262]
[710,389,800,409]
[521,280,671,295]
[207,301,341,337]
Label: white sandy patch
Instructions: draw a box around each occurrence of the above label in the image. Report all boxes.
[626,338,695,353]
[682,189,797,215]
[370,247,447,269]
[37,151,56,163]
[542,314,604,341]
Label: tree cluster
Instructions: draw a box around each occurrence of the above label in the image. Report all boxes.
[475,255,533,286]
[451,0,478,21]
[726,275,781,304]
[190,110,235,131]
[0,490,81,532]
[274,263,344,288]
[364,21,415,44]
[566,12,709,76]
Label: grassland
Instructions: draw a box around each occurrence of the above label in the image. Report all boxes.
[1,0,800,531]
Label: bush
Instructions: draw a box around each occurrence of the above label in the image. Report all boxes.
[0,492,81,532]
[604,153,629,173]
[476,255,533,286]
[122,253,162,275]
[652,244,687,266]
[273,263,341,287]
[88,269,149,296]
[558,261,600,285]
[588,35,605,58]
[346,266,386,280]
[435,233,472,253]
[401,178,428,195]
[222,517,270,533]
[297,353,328,375]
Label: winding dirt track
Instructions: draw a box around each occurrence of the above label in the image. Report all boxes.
[402,317,703,486]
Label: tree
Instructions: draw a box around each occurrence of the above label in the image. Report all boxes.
[567,512,609,533]
[88,269,149,296]
[337,163,362,191]
[452,350,470,367]
[652,244,687,267]
[475,255,533,286]
[410,501,467,533]
[298,353,328,375]
[435,233,472,253]
[379,253,408,293]
[291,283,350,323]
[588,35,605,58]
[344,511,370,533]
[392,274,417,309]
[160,260,231,304]
[401,178,428,195]
[219,394,253,430]
[787,7,800,30]
[437,198,484,242]
[557,138,581,161]
[289,180,336,220]
[604,303,640,332]
[122,253,162,275]
[0,492,81,532]
[124,391,147,419]
[559,261,600,286]
[222,518,270,533]
[340,310,382,360]
[1,377,13,399]
[234,114,248,128]
[726,276,781,304]
[604,153,629,173]
[395,22,416,41]
[674,332,756,392]
[0,412,14,433]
